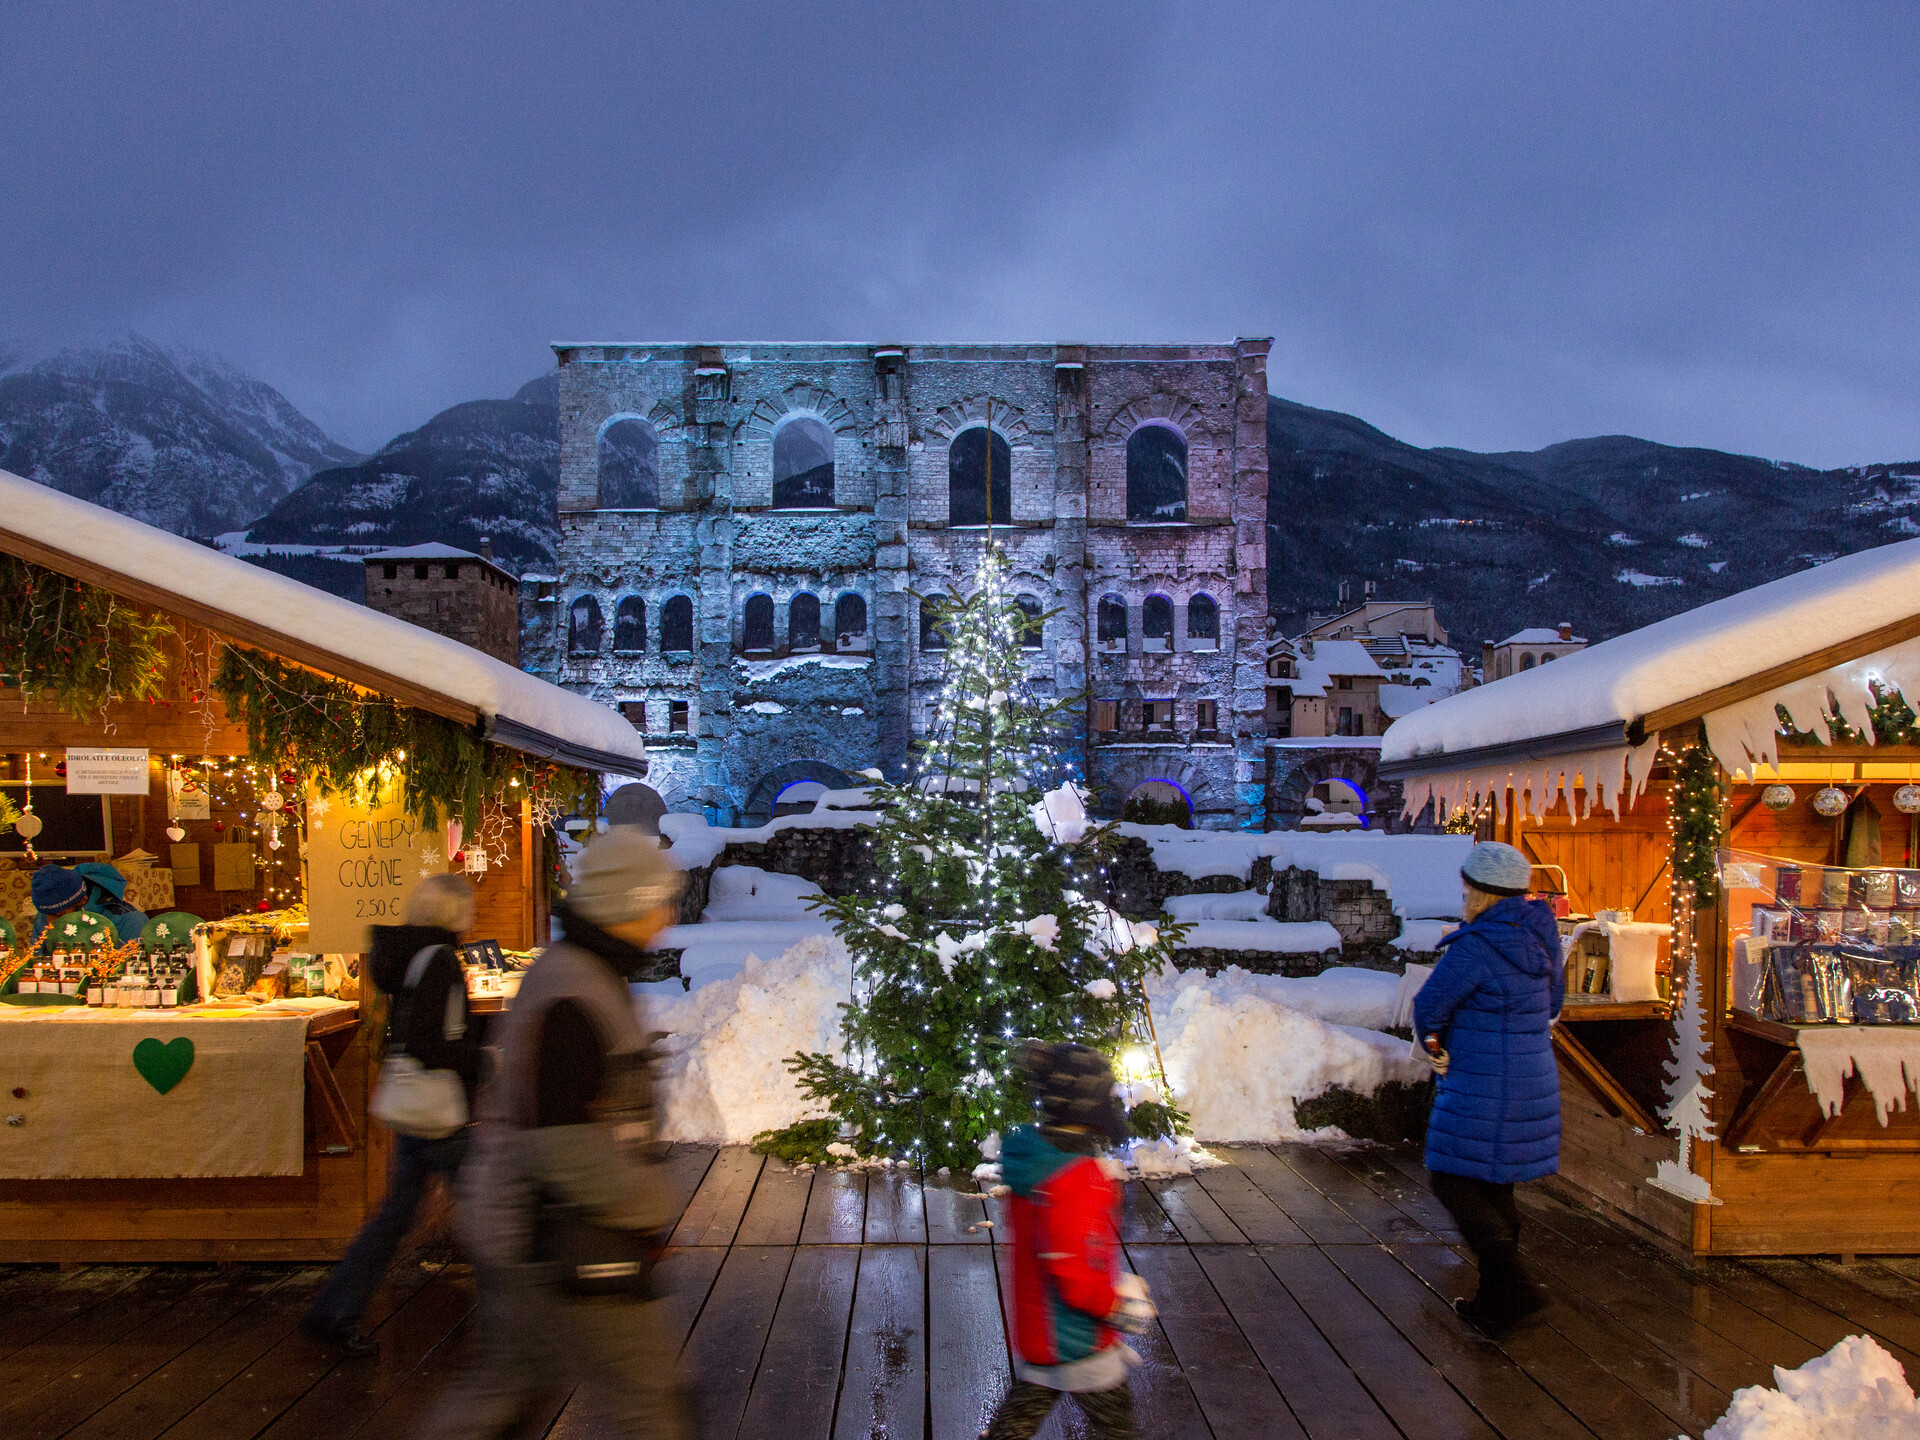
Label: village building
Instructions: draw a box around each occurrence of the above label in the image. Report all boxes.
[1482,621,1586,681]
[523,340,1273,827]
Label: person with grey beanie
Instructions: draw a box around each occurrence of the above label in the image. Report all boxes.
[1413,840,1563,1336]
[427,827,691,1440]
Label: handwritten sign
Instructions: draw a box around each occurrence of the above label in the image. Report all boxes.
[304,784,445,953]
[65,748,150,795]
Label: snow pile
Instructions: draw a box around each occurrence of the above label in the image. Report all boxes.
[702,865,822,921]
[1699,1334,1915,1439]
[1119,826,1471,919]
[1171,919,1342,954]
[1164,891,1270,922]
[644,934,852,1144]
[1393,919,1456,952]
[1123,1135,1219,1177]
[658,808,877,869]
[1145,966,1427,1141]
[644,919,835,991]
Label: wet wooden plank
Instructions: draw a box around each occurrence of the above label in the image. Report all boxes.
[799,1167,869,1245]
[1381,1242,1683,1440]
[0,1266,212,1416]
[61,1269,328,1440]
[922,1168,993,1245]
[683,1246,794,1440]
[863,1165,928,1245]
[1323,1145,1464,1243]
[1190,1162,1311,1244]
[1258,1245,1501,1440]
[734,1156,815,1246]
[670,1147,765,1249]
[1117,1175,1181,1245]
[342,1310,481,1440]
[1275,1146,1442,1245]
[1190,1244,1401,1440]
[929,1244,1011,1440]
[1128,1244,1306,1438]
[245,1263,476,1440]
[1235,1147,1371,1245]
[657,1143,722,1225]
[1144,1176,1250,1246]
[0,1266,288,1440]
[0,1267,154,1361]
[157,1259,451,1440]
[736,1247,859,1440]
[832,1246,925,1440]
[1747,1257,1920,1361]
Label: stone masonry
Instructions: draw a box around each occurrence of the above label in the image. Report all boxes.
[528,341,1273,827]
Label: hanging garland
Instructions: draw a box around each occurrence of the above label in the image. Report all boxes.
[1670,742,1723,908]
[0,556,173,719]
[210,646,595,830]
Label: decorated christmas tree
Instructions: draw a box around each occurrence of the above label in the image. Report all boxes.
[773,544,1180,1170]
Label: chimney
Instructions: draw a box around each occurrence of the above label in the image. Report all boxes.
[1557,621,1573,641]
[1363,579,1376,599]
[1482,641,1495,680]
[480,536,494,562]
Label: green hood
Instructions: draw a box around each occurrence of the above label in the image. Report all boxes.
[1001,1124,1080,1199]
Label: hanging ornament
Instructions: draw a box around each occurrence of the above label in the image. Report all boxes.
[1895,785,1920,815]
[255,900,271,913]
[14,813,43,839]
[464,846,489,875]
[213,820,226,833]
[278,770,300,788]
[267,834,282,850]
[165,824,186,843]
[261,791,286,813]
[1761,784,1795,811]
[53,762,67,779]
[1812,786,1850,818]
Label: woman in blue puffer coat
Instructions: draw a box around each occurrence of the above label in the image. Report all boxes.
[1413,840,1563,1336]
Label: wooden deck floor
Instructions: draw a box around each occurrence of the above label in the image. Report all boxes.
[4,1142,1919,1440]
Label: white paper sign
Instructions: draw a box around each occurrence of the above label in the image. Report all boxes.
[65,748,150,795]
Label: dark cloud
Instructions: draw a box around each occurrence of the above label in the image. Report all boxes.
[2,2,1915,463]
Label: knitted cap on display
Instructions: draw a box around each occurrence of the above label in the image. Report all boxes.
[31,865,86,914]
[1460,841,1534,897]
[565,826,685,926]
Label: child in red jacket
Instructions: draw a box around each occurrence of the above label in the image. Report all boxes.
[982,1042,1152,1440]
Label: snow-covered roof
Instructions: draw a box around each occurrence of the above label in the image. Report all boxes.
[0,469,647,776]
[1382,538,1920,813]
[1497,628,1583,646]
[1378,683,1438,719]
[364,543,483,562]
[1284,639,1384,697]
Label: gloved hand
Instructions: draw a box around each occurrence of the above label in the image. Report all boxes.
[1109,1271,1156,1334]
[1417,1034,1450,1075]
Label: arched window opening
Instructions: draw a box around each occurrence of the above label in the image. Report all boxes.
[772,416,836,508]
[1143,595,1174,652]
[920,595,950,651]
[1096,595,1128,652]
[568,596,603,656]
[597,417,660,509]
[612,596,646,653]
[789,592,821,652]
[834,593,868,651]
[1123,780,1192,829]
[743,594,775,654]
[1126,422,1187,522]
[1187,593,1219,649]
[948,426,1012,526]
[661,594,694,654]
[1015,594,1044,650]
[1519,653,1536,671]
[1540,652,1554,664]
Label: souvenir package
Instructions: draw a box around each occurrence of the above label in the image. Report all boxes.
[1725,848,1920,1026]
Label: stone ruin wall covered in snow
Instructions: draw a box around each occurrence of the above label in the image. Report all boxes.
[527,340,1273,829]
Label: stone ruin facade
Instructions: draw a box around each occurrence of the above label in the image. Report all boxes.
[526,341,1273,827]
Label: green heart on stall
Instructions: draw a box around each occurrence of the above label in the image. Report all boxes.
[132,1037,194,1095]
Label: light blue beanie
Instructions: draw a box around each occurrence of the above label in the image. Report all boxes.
[1461,841,1533,896]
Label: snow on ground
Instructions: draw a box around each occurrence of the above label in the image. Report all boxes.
[1392,919,1457,952]
[1117,826,1469,919]
[702,865,822,921]
[1698,1333,1915,1438]
[1163,891,1270,922]
[659,808,878,870]
[1170,919,1342,954]
[1145,965,1427,1141]
[642,934,852,1144]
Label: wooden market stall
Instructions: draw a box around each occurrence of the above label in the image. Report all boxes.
[1382,540,1920,1257]
[0,471,647,1260]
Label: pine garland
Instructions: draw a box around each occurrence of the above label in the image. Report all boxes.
[0,557,173,718]
[1671,743,1723,908]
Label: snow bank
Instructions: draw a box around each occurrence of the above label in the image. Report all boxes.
[1163,891,1270,922]
[643,934,852,1144]
[1145,966,1427,1141]
[1699,1333,1915,1439]
[702,865,822,921]
[659,808,878,870]
[1121,825,1470,919]
[645,919,836,991]
[1393,919,1456,952]
[1171,919,1342,954]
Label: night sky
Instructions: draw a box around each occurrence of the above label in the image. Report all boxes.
[4,3,1916,465]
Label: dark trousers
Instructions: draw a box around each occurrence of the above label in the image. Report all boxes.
[1429,1170,1535,1322]
[983,1381,1138,1440]
[309,1129,469,1331]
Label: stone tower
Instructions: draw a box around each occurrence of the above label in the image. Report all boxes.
[363,543,521,666]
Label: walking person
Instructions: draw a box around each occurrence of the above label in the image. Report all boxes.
[1414,840,1563,1336]
[982,1041,1153,1440]
[302,873,482,1355]
[427,827,690,1440]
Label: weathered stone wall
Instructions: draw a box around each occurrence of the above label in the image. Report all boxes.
[663,819,879,925]
[1099,834,1274,920]
[365,559,520,665]
[541,340,1271,829]
[1266,866,1400,947]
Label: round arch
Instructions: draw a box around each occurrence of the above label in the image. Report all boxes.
[740,760,861,827]
[1269,751,1382,832]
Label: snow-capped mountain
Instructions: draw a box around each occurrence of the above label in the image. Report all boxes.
[244,374,559,572]
[0,336,359,535]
